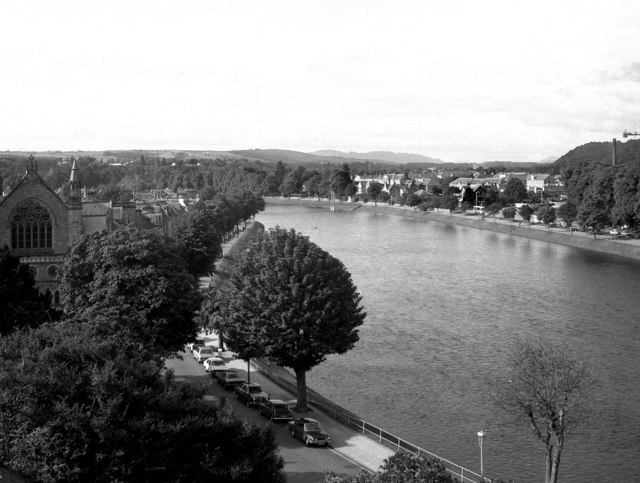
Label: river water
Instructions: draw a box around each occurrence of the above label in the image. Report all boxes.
[255,203,640,483]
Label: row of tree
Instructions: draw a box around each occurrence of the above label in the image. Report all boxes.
[562,163,640,231]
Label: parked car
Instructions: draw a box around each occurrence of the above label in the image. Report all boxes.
[194,346,216,363]
[216,370,245,390]
[257,399,292,422]
[187,338,205,351]
[610,229,620,235]
[203,357,227,372]
[286,418,331,447]
[234,382,269,407]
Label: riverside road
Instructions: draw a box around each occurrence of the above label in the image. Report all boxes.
[165,345,392,483]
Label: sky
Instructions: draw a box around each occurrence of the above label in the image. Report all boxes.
[1,0,640,163]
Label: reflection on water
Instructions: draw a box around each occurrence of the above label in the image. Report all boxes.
[256,205,640,482]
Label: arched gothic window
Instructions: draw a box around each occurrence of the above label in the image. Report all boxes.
[11,200,53,250]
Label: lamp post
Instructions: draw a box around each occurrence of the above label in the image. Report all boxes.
[477,429,485,481]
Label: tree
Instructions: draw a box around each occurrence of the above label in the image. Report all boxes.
[0,246,51,335]
[331,164,354,199]
[556,201,578,234]
[0,322,285,483]
[405,192,421,210]
[324,453,455,483]
[611,165,640,229]
[504,178,528,203]
[172,202,224,279]
[577,195,610,239]
[502,206,517,222]
[442,194,459,215]
[60,225,200,354]
[536,205,557,226]
[367,182,383,206]
[484,202,502,222]
[518,204,534,227]
[494,338,592,483]
[222,227,366,412]
[199,185,216,201]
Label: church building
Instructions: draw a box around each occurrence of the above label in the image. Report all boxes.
[0,155,108,304]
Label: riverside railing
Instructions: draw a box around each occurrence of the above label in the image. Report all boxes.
[252,358,486,483]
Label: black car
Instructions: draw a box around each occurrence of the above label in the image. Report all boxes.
[215,370,245,390]
[257,399,292,422]
[286,418,331,447]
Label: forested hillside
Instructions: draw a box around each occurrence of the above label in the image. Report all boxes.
[553,139,640,171]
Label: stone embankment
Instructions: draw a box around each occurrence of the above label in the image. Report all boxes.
[266,197,640,262]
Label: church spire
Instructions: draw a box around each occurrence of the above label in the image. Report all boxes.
[69,158,81,203]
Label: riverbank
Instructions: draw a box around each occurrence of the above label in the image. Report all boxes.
[265,197,640,262]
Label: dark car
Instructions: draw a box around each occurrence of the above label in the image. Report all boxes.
[286,417,331,447]
[216,370,245,390]
[257,399,292,422]
[234,382,268,407]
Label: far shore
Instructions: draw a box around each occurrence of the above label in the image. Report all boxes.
[263,196,640,262]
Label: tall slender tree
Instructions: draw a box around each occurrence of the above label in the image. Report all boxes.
[494,338,592,483]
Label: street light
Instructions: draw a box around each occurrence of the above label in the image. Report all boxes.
[477,429,485,481]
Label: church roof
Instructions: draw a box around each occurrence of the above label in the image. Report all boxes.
[0,154,66,208]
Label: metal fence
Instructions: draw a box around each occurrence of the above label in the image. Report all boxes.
[252,358,486,483]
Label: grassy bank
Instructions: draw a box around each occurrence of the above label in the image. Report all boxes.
[265,197,640,262]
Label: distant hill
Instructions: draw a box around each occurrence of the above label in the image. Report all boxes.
[229,148,395,166]
[552,139,640,171]
[312,150,444,164]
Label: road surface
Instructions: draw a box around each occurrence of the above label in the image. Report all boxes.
[166,349,365,483]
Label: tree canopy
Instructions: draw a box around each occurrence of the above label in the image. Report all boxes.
[0,245,51,335]
[221,227,366,411]
[503,177,528,203]
[0,321,285,483]
[60,225,200,354]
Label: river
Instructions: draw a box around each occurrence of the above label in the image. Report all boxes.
[255,203,640,483]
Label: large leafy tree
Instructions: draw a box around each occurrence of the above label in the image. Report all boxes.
[60,225,200,354]
[331,164,356,199]
[536,204,557,225]
[0,322,285,483]
[367,182,383,206]
[556,201,578,233]
[172,201,224,279]
[577,195,610,239]
[504,177,528,203]
[0,246,50,335]
[494,339,592,483]
[518,204,534,226]
[611,165,640,229]
[222,227,366,412]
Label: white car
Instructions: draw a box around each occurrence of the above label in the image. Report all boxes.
[194,346,216,363]
[203,357,227,372]
[610,229,620,235]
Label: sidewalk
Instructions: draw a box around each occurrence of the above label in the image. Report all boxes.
[198,331,394,474]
